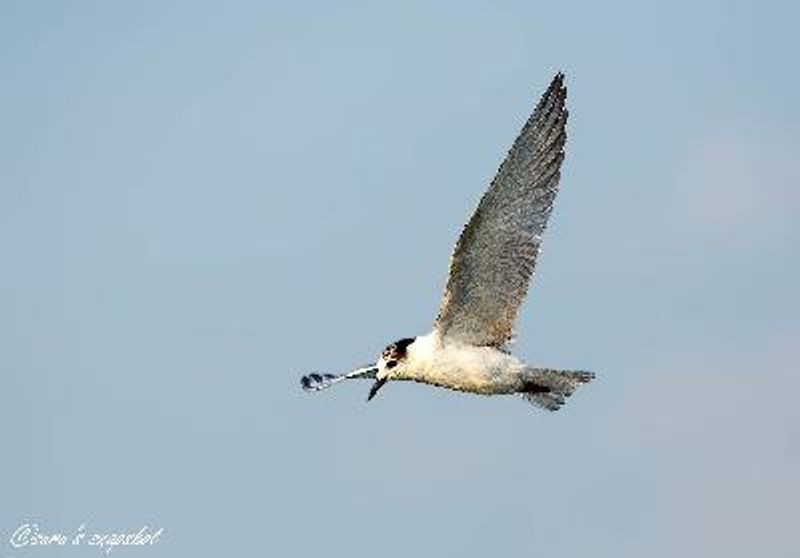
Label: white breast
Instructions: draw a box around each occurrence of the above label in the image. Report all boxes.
[400,332,524,395]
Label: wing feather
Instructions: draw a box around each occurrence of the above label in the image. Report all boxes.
[434,73,569,347]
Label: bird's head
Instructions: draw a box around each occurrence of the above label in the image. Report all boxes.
[368,337,416,401]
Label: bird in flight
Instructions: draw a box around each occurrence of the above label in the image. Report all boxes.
[301,73,594,411]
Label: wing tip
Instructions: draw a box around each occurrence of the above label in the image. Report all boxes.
[549,71,567,98]
[532,72,567,123]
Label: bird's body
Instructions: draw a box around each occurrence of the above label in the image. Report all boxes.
[389,332,524,395]
[301,73,595,411]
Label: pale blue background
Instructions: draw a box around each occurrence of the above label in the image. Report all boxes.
[2,2,799,557]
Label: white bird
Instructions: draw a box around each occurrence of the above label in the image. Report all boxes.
[301,73,594,411]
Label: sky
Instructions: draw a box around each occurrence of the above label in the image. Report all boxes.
[1,1,798,557]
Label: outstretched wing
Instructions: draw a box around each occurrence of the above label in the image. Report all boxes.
[434,73,568,347]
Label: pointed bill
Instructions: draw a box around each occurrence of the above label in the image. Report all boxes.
[367,377,388,401]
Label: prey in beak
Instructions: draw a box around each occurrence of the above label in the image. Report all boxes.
[301,336,415,403]
[300,364,377,392]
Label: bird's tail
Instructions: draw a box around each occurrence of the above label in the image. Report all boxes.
[520,368,595,411]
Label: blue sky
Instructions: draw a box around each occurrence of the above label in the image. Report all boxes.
[1,2,798,557]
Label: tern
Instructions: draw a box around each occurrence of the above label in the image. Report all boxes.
[301,73,594,411]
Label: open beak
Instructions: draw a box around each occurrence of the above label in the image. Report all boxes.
[367,377,388,401]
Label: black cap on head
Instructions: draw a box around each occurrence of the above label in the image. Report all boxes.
[382,337,415,361]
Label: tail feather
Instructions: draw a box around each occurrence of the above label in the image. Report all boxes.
[520,368,595,411]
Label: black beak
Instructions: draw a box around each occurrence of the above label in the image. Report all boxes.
[367,377,388,401]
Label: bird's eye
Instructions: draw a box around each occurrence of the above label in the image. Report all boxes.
[386,360,397,369]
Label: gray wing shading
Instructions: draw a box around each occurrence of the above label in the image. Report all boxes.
[434,73,568,347]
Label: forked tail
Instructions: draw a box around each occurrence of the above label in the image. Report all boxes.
[520,368,595,411]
